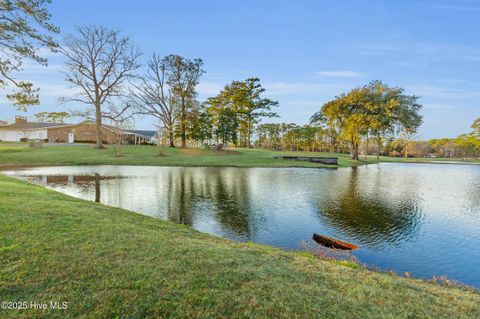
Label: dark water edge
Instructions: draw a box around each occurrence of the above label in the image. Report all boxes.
[3,163,480,287]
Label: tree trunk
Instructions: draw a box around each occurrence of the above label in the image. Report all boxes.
[95,101,104,149]
[352,141,359,160]
[365,134,369,160]
[247,119,251,148]
[169,129,175,148]
[376,135,380,160]
[181,97,187,148]
[181,122,186,147]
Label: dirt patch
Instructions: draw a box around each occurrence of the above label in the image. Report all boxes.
[179,148,203,156]
[212,150,241,156]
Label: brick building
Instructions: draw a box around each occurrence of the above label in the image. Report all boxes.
[0,117,154,144]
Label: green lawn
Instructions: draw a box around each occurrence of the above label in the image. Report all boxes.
[2,143,477,168]
[0,175,479,318]
[0,144,369,168]
[0,141,27,145]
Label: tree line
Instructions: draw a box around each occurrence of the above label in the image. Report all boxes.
[255,117,480,160]
[1,1,279,150]
[389,119,480,159]
[193,78,278,148]
[309,81,423,160]
[60,25,280,149]
[129,57,278,149]
[254,81,425,160]
[2,2,478,159]
[34,111,70,123]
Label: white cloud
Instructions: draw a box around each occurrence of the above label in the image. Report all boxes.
[35,47,62,59]
[20,61,64,75]
[282,101,322,107]
[315,70,365,78]
[435,78,480,86]
[197,82,224,96]
[423,103,451,110]
[391,61,427,68]
[31,81,81,100]
[420,4,479,11]
[355,43,433,55]
[353,42,480,62]
[407,85,480,99]
[264,82,320,94]
[197,80,363,97]
[263,82,349,95]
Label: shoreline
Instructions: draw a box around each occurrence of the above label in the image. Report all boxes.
[1,159,479,173]
[2,169,479,291]
[1,145,479,169]
[1,174,479,318]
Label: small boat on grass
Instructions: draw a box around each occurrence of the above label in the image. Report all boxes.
[312,233,359,250]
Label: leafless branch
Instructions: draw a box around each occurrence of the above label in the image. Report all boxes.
[60,25,142,148]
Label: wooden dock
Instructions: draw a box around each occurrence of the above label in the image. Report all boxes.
[274,156,338,165]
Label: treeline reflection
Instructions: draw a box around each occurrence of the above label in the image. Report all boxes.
[314,168,423,247]
[22,166,425,248]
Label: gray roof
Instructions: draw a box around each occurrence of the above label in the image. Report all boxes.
[0,122,74,131]
[0,122,156,137]
[127,130,157,138]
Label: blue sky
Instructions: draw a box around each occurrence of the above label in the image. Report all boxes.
[1,0,479,139]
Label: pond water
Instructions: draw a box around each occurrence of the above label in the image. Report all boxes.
[3,164,480,287]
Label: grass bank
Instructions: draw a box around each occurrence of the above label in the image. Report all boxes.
[0,175,479,318]
[2,143,478,168]
[0,144,368,168]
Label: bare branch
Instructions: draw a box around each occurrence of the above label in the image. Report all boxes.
[60,25,142,148]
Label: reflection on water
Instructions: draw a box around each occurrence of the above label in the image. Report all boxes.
[317,168,423,248]
[4,164,480,287]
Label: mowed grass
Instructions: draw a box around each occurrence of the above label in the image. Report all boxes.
[0,175,479,318]
[0,144,369,168]
[1,144,478,169]
[0,141,26,145]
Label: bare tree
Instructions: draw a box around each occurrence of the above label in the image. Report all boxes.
[108,118,133,157]
[60,25,141,149]
[130,53,178,147]
[165,55,204,148]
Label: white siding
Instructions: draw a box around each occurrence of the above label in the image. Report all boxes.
[0,129,47,142]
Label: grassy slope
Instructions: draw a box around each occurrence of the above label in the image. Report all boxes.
[3,144,478,169]
[0,144,370,168]
[0,175,479,318]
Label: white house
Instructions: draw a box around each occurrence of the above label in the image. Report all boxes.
[0,116,67,142]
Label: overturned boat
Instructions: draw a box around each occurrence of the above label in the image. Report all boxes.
[312,233,359,250]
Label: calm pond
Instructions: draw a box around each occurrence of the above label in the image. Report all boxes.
[4,164,480,287]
